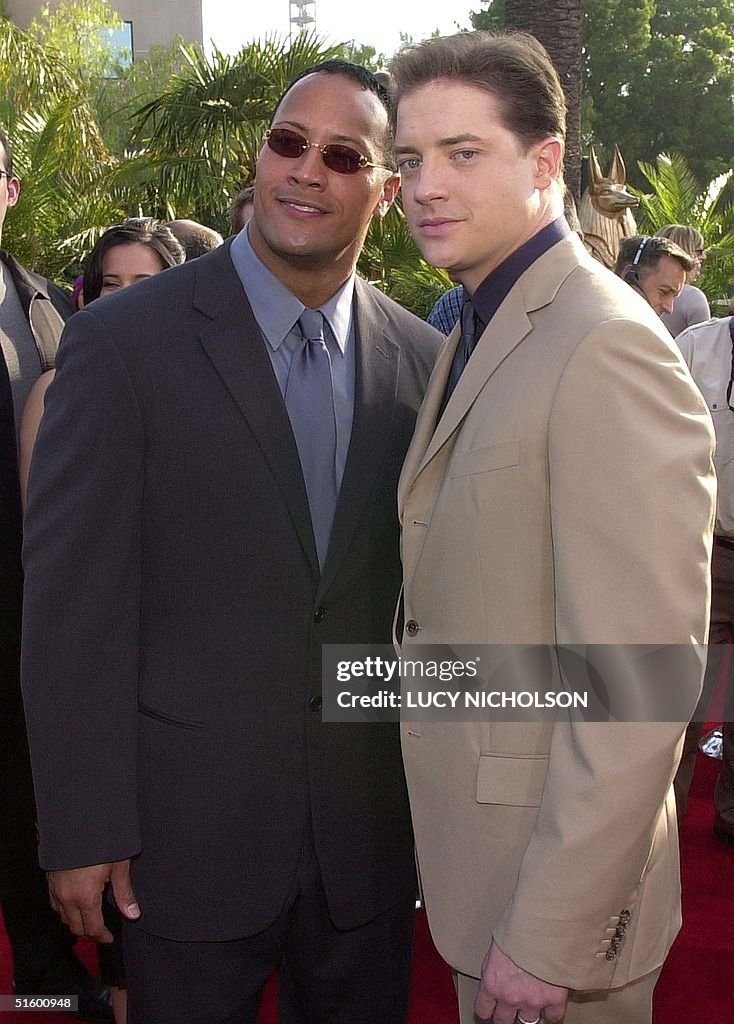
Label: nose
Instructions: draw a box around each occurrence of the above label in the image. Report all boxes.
[413,178,448,206]
[405,158,449,206]
[287,144,327,187]
[661,296,676,315]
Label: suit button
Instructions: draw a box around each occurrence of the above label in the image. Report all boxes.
[314,607,325,623]
[605,950,617,961]
[619,909,632,925]
[309,695,322,712]
[406,619,420,637]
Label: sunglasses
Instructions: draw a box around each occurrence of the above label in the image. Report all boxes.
[264,128,393,176]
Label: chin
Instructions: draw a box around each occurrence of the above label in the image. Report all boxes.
[416,245,456,276]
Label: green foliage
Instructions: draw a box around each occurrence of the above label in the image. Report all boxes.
[0,15,81,129]
[470,0,505,31]
[27,0,125,80]
[471,0,734,190]
[5,100,123,278]
[0,14,121,276]
[584,0,734,188]
[93,38,201,156]
[360,200,454,317]
[337,41,386,70]
[631,152,734,307]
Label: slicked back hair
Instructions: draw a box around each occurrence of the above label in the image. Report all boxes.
[390,31,566,154]
[614,234,695,278]
[271,59,397,170]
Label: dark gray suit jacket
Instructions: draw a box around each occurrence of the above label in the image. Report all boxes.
[21,241,441,940]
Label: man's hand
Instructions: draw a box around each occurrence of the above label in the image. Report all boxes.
[47,859,140,943]
[474,941,569,1023]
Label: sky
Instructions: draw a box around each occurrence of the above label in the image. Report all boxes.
[203,1,478,62]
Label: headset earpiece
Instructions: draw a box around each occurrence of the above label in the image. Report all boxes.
[623,237,651,289]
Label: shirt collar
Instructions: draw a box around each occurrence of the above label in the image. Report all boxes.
[229,226,354,355]
[470,216,570,328]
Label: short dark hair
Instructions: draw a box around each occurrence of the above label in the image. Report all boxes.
[390,31,566,153]
[614,235,694,278]
[165,219,223,260]
[0,128,14,176]
[229,186,255,234]
[83,217,185,303]
[273,59,396,169]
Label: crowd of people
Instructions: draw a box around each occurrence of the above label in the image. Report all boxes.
[1,26,732,1024]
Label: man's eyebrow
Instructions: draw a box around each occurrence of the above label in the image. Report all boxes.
[439,134,484,146]
[395,134,484,154]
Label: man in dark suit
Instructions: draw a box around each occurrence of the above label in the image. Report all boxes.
[0,127,112,1021]
[21,63,440,1024]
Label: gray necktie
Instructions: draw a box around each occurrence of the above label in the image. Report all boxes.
[441,297,479,414]
[286,309,338,568]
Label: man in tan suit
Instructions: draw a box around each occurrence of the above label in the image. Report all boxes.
[390,32,716,1024]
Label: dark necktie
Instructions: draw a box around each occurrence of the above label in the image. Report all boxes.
[441,297,479,413]
[285,310,338,568]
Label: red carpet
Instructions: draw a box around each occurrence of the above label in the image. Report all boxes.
[1,751,731,1023]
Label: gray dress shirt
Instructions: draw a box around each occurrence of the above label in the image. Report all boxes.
[229,228,356,492]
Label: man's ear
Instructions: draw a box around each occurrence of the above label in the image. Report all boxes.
[372,173,400,221]
[534,138,563,190]
[6,176,20,208]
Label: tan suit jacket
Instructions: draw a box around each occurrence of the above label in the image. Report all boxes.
[398,235,716,991]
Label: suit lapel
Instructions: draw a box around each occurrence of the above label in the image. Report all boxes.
[317,279,399,598]
[194,243,320,579]
[397,326,457,518]
[407,236,587,492]
[420,288,532,474]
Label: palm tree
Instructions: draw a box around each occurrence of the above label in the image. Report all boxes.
[0,17,123,277]
[0,16,79,126]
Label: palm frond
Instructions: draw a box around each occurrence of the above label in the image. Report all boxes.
[0,17,80,126]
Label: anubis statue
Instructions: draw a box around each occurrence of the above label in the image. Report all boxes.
[579,145,639,269]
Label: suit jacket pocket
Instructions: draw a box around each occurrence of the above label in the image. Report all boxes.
[450,440,520,478]
[476,752,548,807]
[137,701,205,730]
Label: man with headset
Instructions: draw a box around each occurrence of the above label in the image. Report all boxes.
[615,234,693,317]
